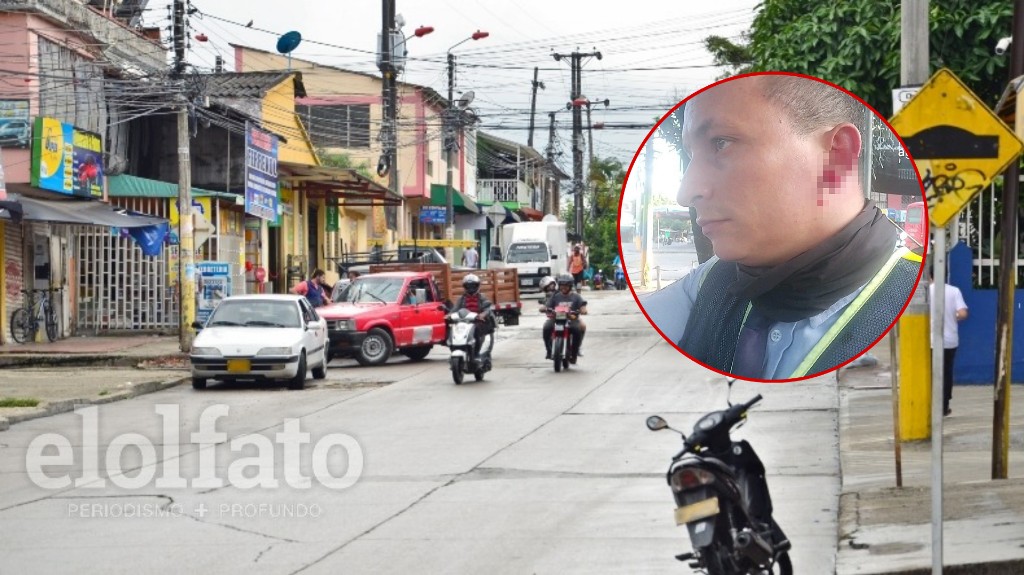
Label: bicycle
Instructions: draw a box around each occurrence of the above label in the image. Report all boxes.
[10,288,60,343]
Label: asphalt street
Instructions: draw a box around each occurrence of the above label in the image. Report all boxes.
[0,289,839,574]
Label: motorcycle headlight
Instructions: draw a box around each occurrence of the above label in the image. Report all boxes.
[190,347,221,356]
[257,347,291,356]
[669,467,716,492]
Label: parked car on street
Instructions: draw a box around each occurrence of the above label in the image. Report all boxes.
[189,294,328,390]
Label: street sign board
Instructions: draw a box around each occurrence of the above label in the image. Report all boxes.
[890,68,1024,226]
[419,206,446,224]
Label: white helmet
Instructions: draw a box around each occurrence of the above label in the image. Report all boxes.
[539,275,556,291]
[463,274,481,295]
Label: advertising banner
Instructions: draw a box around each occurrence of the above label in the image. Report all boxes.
[30,117,103,198]
[244,123,278,221]
[196,262,232,324]
[0,100,30,148]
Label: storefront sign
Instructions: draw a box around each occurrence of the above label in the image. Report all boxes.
[419,206,446,224]
[30,117,103,198]
[326,205,339,231]
[244,123,278,221]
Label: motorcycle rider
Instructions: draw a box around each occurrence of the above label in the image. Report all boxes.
[451,274,495,362]
[541,273,587,362]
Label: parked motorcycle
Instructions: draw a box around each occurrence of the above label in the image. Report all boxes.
[646,381,792,574]
[544,302,577,373]
[446,308,492,384]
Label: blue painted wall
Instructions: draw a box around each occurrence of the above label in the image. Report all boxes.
[948,242,1024,384]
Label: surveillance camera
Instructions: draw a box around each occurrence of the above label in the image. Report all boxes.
[996,37,1012,55]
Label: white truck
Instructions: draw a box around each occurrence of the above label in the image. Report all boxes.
[490,216,568,292]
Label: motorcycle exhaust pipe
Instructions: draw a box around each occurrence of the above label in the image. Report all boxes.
[734,529,773,566]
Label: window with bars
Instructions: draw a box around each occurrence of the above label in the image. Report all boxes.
[297,104,371,149]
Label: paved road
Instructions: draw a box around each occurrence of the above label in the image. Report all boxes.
[0,290,839,574]
[620,238,701,291]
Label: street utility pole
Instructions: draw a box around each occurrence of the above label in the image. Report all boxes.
[553,49,601,241]
[173,0,195,352]
[378,0,398,240]
[993,0,1024,480]
[528,67,544,149]
[545,111,557,215]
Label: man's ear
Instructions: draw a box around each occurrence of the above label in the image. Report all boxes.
[821,123,861,188]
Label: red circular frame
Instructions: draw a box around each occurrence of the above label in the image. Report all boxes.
[614,70,930,383]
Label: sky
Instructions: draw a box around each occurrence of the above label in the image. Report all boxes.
[142,0,759,185]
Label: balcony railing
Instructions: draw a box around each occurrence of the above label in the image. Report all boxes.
[477,179,530,205]
[0,0,166,72]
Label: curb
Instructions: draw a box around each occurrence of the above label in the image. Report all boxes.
[0,354,186,369]
[0,375,187,430]
[850,560,1024,575]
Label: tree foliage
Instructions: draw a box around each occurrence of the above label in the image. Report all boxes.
[317,149,374,180]
[704,0,1013,115]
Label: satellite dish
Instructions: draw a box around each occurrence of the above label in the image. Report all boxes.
[458,90,475,108]
[276,31,302,54]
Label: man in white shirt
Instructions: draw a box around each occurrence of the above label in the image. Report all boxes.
[930,279,968,416]
[462,244,480,268]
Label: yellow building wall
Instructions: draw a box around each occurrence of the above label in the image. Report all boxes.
[237,47,461,242]
[263,79,317,166]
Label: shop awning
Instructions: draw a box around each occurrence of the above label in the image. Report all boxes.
[478,200,521,224]
[108,174,239,201]
[430,184,480,214]
[280,161,402,206]
[0,193,167,227]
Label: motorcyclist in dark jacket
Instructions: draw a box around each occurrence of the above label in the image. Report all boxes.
[541,273,587,362]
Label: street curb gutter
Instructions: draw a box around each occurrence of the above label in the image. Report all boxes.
[0,375,187,431]
[849,560,1024,575]
[0,354,186,369]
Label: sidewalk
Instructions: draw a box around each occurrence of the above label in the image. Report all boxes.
[0,335,189,431]
[836,335,1024,574]
[0,334,186,368]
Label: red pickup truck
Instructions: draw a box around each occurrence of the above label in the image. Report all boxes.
[318,271,448,366]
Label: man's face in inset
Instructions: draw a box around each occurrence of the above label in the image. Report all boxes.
[678,77,840,267]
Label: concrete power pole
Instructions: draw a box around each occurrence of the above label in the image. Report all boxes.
[993,0,1024,481]
[378,0,398,242]
[553,49,600,240]
[528,67,544,149]
[173,0,195,352]
[545,111,557,215]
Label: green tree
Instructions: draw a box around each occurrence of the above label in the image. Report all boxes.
[704,0,1013,114]
[318,149,374,180]
[584,156,628,277]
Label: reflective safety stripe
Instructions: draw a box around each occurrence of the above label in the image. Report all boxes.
[789,248,917,378]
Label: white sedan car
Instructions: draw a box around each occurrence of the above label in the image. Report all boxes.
[189,294,328,390]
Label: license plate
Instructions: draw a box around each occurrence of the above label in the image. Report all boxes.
[674,497,719,525]
[226,359,251,373]
[520,279,530,286]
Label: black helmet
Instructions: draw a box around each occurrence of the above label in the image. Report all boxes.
[463,273,481,295]
[556,273,574,287]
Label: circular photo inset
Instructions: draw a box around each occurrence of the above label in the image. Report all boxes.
[620,71,927,382]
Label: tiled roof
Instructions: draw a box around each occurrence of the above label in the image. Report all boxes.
[202,71,307,99]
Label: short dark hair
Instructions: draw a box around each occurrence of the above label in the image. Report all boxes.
[312,268,325,279]
[758,75,864,136]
